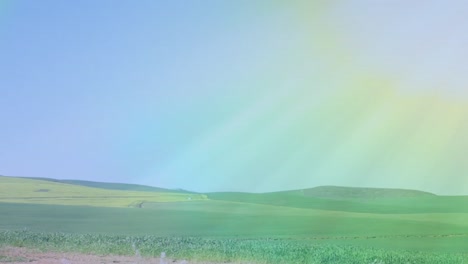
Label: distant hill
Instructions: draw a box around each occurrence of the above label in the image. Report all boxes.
[0,176,204,207]
[207,188,468,214]
[18,177,194,194]
[4,175,437,199]
[2,175,467,213]
[300,186,437,200]
[59,179,195,193]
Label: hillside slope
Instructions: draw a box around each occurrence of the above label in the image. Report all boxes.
[301,185,436,200]
[18,176,192,193]
[207,189,468,214]
[0,176,205,207]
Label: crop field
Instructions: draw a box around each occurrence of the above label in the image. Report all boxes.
[0,176,205,207]
[1,230,467,264]
[0,176,467,263]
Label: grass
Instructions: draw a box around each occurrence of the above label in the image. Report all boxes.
[19,176,192,193]
[1,202,467,253]
[300,185,437,200]
[207,191,468,214]
[0,176,206,207]
[1,176,467,263]
[1,230,467,264]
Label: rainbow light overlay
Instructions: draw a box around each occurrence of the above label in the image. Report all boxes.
[0,1,467,194]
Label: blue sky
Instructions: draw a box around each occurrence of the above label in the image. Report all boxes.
[0,0,295,184]
[1,1,467,194]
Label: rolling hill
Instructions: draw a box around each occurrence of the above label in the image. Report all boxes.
[300,185,437,200]
[0,176,205,207]
[207,189,468,214]
[2,175,467,214]
[17,176,193,193]
[1,175,468,260]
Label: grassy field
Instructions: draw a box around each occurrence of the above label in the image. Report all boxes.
[1,230,467,264]
[0,176,467,263]
[19,176,192,193]
[300,185,437,200]
[0,176,205,207]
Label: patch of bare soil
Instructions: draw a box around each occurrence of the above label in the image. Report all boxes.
[0,247,242,264]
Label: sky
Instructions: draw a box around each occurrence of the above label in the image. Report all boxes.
[1,1,467,195]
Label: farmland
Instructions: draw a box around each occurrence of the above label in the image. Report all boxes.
[0,176,205,207]
[0,176,467,263]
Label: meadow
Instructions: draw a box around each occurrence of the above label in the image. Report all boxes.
[0,176,205,207]
[0,176,467,263]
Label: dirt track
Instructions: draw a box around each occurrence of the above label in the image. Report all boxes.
[0,247,243,264]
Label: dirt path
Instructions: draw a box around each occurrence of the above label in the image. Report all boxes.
[0,247,240,264]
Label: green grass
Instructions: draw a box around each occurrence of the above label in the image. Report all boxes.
[1,202,467,253]
[207,191,468,214]
[300,185,437,200]
[0,176,206,207]
[19,176,192,193]
[1,176,467,263]
[1,230,467,264]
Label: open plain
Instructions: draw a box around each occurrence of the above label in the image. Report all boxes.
[1,176,467,263]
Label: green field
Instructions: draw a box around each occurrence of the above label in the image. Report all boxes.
[0,176,205,207]
[0,176,467,263]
